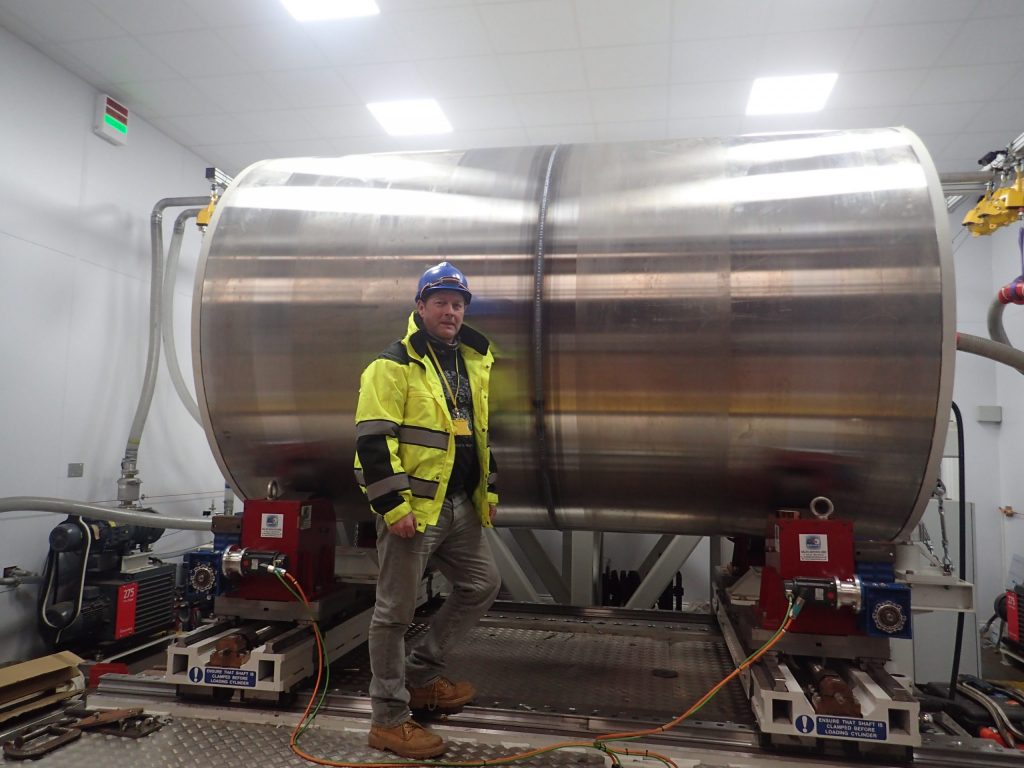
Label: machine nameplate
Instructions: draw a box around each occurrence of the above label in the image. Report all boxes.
[191,666,257,687]
[260,513,284,538]
[814,715,887,740]
[115,582,139,639]
[798,534,828,562]
[299,505,312,530]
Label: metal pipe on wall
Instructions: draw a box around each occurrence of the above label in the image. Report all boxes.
[0,497,212,530]
[118,195,211,505]
[125,196,210,462]
[162,208,203,424]
[193,129,954,541]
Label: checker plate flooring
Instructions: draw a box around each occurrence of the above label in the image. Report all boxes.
[330,614,754,727]
[12,715,604,768]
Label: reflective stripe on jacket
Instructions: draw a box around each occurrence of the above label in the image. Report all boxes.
[354,312,498,530]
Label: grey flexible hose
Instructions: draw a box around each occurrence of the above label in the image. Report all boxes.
[956,331,1024,375]
[987,298,1012,347]
[0,497,211,530]
[956,682,1024,745]
[123,196,209,463]
[162,208,202,425]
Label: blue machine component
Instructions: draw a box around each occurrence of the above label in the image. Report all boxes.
[213,531,241,552]
[182,549,226,603]
[860,581,912,639]
[855,561,895,584]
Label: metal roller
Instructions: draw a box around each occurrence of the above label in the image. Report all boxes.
[193,128,954,540]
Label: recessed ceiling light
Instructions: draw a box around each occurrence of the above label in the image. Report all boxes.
[746,73,838,116]
[367,99,453,136]
[280,0,380,22]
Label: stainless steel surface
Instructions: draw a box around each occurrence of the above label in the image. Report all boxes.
[194,129,954,540]
[219,547,244,579]
[835,576,863,613]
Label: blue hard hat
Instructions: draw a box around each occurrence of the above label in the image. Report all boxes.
[415,262,472,304]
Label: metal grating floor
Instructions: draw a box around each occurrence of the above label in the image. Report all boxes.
[329,615,754,727]
[13,716,605,768]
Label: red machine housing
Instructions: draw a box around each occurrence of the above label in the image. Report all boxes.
[228,498,336,602]
[759,516,859,635]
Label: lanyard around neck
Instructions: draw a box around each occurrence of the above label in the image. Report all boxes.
[426,342,460,407]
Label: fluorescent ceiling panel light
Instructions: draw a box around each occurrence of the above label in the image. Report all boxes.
[367,99,453,136]
[280,0,380,22]
[746,73,838,116]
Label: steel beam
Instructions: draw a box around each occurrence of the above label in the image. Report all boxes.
[625,535,701,609]
[509,529,569,604]
[487,529,541,602]
[637,534,675,579]
[563,531,601,607]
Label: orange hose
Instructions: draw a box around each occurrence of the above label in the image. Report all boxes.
[284,569,795,768]
[596,614,795,742]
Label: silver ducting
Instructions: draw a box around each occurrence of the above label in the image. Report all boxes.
[193,129,954,541]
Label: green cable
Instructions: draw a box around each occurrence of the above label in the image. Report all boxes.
[298,624,330,737]
[295,598,802,767]
[606,596,796,746]
[272,570,331,739]
[277,591,798,767]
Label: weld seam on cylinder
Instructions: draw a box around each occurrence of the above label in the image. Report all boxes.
[532,145,561,530]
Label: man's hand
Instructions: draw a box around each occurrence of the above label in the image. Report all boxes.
[489,504,497,523]
[388,512,417,539]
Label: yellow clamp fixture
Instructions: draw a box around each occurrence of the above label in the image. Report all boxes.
[964,171,1024,236]
[196,189,219,230]
[996,169,1024,210]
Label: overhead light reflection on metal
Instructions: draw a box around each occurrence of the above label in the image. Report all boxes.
[728,131,910,163]
[601,164,928,211]
[231,186,530,223]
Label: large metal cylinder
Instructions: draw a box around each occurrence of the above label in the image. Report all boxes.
[193,128,953,541]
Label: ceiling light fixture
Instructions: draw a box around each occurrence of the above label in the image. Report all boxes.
[367,99,453,136]
[746,73,838,116]
[280,0,380,22]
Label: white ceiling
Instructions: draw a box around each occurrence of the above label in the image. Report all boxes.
[2,0,1023,177]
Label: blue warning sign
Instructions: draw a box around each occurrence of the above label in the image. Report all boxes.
[795,714,814,733]
[201,667,257,687]
[188,666,203,683]
[815,715,887,741]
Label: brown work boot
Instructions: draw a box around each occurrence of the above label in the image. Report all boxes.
[367,719,445,759]
[407,676,476,710]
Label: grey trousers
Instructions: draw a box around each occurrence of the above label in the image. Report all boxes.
[368,491,501,726]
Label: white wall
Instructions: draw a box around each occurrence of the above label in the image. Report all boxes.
[0,25,223,662]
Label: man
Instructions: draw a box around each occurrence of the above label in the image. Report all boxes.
[354,261,501,759]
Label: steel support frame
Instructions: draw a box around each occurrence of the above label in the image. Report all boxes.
[509,529,569,603]
[563,531,601,607]
[625,535,702,609]
[487,529,541,602]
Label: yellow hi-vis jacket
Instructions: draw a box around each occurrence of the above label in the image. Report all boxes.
[353,313,498,531]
